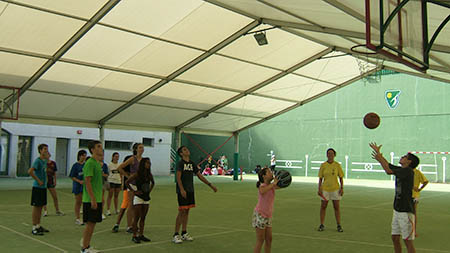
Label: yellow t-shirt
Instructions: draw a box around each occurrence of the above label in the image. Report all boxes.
[413,169,428,198]
[318,161,344,192]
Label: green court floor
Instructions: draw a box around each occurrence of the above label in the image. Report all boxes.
[0,176,448,253]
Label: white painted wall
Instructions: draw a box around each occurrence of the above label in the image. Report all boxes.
[2,122,172,177]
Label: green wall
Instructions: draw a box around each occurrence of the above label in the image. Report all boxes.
[181,73,450,182]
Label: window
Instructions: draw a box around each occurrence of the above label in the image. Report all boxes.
[143,138,154,147]
[105,141,132,150]
[79,139,93,148]
[0,129,10,175]
[17,136,33,177]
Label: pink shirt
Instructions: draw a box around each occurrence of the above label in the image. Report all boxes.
[254,183,275,218]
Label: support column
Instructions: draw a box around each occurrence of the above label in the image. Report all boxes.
[233,132,239,181]
[99,123,105,146]
[174,129,182,182]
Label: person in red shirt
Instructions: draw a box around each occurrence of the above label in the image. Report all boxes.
[43,153,64,216]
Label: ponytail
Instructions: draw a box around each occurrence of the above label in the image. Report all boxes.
[256,167,269,188]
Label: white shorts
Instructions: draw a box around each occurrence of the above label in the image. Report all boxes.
[320,190,342,201]
[391,210,415,240]
[133,196,149,205]
[252,210,272,229]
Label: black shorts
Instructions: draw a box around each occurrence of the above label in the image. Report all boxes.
[83,202,103,223]
[47,183,55,188]
[270,165,276,171]
[31,187,47,207]
[109,183,121,189]
[177,192,195,210]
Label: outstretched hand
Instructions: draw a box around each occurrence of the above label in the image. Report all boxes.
[369,142,383,160]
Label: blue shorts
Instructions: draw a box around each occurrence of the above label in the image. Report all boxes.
[72,185,83,195]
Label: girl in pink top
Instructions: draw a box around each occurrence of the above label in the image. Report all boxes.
[253,167,280,253]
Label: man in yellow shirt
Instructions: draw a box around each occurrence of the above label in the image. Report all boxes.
[318,148,344,232]
[413,167,428,237]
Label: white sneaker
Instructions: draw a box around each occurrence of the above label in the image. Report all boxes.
[102,214,106,220]
[43,211,48,217]
[181,233,194,241]
[56,211,65,216]
[75,219,84,225]
[80,246,99,253]
[172,235,183,244]
[105,210,111,216]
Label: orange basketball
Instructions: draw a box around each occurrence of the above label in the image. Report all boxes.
[363,112,380,129]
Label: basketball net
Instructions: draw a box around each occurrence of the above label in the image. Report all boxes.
[351,45,385,85]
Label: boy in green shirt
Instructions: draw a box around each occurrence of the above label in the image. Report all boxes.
[81,141,103,253]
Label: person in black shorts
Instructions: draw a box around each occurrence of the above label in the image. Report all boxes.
[172,146,218,244]
[370,143,419,253]
[81,141,104,253]
[106,152,121,216]
[28,144,50,236]
[43,153,64,216]
[112,154,134,233]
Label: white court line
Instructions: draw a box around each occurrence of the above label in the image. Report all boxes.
[0,224,68,253]
[101,230,239,252]
[196,225,450,253]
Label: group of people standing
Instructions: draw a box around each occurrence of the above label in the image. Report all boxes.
[28,141,217,253]
[252,146,428,253]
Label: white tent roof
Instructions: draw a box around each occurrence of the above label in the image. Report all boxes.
[0,0,448,135]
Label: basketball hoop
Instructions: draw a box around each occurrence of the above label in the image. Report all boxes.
[351,44,385,85]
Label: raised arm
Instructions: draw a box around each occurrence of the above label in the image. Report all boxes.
[260,177,279,194]
[369,142,393,175]
[117,157,133,177]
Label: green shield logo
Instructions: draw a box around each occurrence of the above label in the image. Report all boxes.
[385,90,401,109]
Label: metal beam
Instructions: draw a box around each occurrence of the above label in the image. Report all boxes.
[17,0,121,97]
[322,0,366,23]
[236,67,379,133]
[257,0,322,27]
[263,18,367,39]
[98,20,260,125]
[176,47,333,130]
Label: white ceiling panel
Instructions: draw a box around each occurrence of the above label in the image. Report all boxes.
[213,0,307,24]
[120,40,203,77]
[0,4,85,55]
[14,0,108,19]
[110,104,201,127]
[186,112,261,132]
[255,74,336,101]
[33,62,111,95]
[63,25,152,68]
[271,0,365,32]
[160,3,252,50]
[87,72,161,101]
[219,27,327,70]
[57,97,125,121]
[295,52,369,84]
[178,55,280,91]
[20,91,78,118]
[0,52,46,88]
[101,0,203,38]
[216,95,295,118]
[141,81,239,111]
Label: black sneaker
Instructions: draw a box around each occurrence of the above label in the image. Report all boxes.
[32,229,43,236]
[126,227,133,233]
[112,224,119,233]
[318,224,325,232]
[132,236,141,244]
[337,225,343,232]
[139,235,151,242]
[38,226,50,233]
